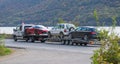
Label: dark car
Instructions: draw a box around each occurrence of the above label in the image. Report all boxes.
[67,26,99,45]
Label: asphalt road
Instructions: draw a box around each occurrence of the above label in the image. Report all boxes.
[0,39,100,64]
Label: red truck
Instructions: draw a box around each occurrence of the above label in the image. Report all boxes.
[13,24,49,43]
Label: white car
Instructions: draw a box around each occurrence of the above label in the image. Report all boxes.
[48,23,76,39]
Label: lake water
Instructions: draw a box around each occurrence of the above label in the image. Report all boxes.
[0,27,15,34]
[0,26,120,37]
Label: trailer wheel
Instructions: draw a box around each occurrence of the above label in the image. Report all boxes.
[30,37,35,42]
[80,43,82,46]
[84,43,87,46]
[41,40,45,43]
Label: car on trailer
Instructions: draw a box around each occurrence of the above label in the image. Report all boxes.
[48,23,76,39]
[62,26,100,46]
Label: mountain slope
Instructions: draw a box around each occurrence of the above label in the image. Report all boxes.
[0,0,120,26]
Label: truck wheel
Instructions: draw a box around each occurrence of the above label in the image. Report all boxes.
[41,40,45,43]
[14,36,17,42]
[30,37,35,42]
[26,38,29,42]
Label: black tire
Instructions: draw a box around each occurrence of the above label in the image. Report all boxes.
[26,38,29,42]
[41,40,46,43]
[14,36,17,42]
[80,43,83,46]
[84,43,87,46]
[30,37,35,42]
[75,43,79,45]
[69,27,75,31]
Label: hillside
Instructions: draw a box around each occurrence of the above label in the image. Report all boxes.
[0,0,120,26]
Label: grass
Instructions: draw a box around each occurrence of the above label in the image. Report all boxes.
[0,45,12,56]
[0,34,12,56]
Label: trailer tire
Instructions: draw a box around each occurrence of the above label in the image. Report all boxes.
[80,43,82,46]
[41,40,46,43]
[30,37,35,42]
[84,43,87,46]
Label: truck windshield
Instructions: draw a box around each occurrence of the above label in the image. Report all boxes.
[24,26,32,29]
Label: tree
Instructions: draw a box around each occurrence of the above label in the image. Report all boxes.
[91,10,120,64]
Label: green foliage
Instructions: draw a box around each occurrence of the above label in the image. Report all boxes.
[0,0,120,26]
[93,9,99,22]
[91,12,120,64]
[58,18,65,23]
[0,35,11,56]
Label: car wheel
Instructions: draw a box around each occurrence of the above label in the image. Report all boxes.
[69,27,75,31]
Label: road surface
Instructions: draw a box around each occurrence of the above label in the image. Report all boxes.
[0,39,100,64]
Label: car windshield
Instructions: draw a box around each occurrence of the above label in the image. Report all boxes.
[75,27,97,32]
[33,25,47,29]
[54,24,64,29]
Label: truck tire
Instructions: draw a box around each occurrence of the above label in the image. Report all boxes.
[48,32,52,38]
[26,38,29,42]
[13,36,17,42]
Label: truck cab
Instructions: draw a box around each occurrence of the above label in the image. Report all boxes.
[13,24,33,41]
